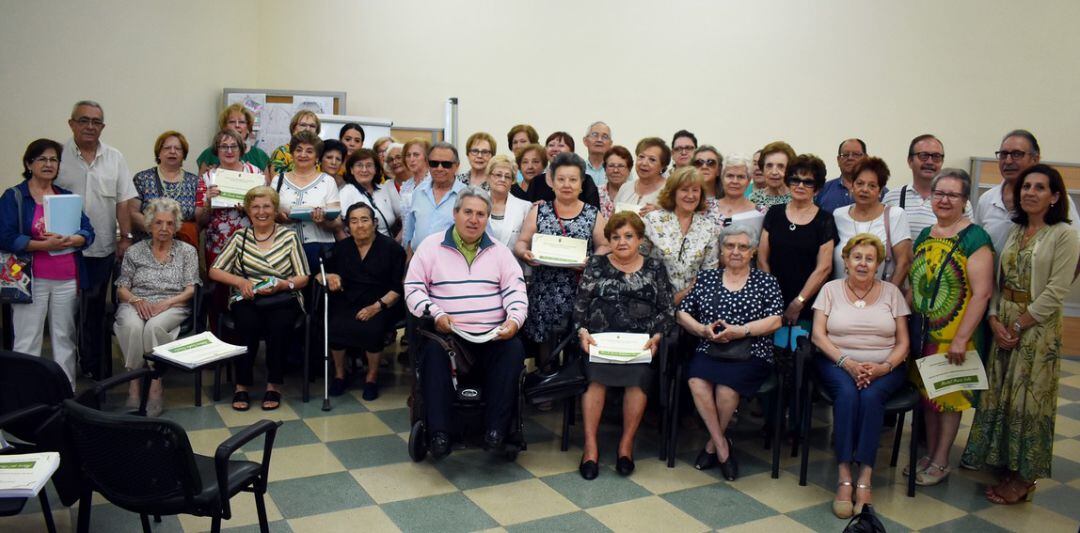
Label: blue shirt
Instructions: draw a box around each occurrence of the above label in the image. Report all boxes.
[815,176,889,212]
[585,160,607,187]
[403,178,466,251]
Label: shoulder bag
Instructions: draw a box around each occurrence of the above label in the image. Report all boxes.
[236,228,294,308]
[909,226,971,358]
[0,191,32,304]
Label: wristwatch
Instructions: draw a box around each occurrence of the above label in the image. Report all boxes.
[796,294,806,304]
[122,232,134,240]
[1012,320,1022,334]
[378,299,388,310]
[287,280,295,291]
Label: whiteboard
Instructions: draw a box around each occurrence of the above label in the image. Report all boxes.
[222,88,346,155]
[316,114,394,148]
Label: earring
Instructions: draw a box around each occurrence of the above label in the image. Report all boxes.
[1051,203,1056,207]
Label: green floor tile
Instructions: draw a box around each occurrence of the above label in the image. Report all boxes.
[326,434,412,469]
[919,514,1012,533]
[662,483,776,529]
[1058,385,1080,401]
[382,492,497,533]
[540,468,652,509]
[373,407,411,433]
[222,520,294,533]
[914,470,996,513]
[268,471,373,519]
[235,419,320,453]
[505,510,613,533]
[289,392,368,418]
[433,449,535,490]
[1031,484,1080,521]
[786,501,910,533]
[1058,401,1080,419]
[160,405,227,430]
[86,503,185,533]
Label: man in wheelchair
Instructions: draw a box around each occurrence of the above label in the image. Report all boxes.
[404,187,528,459]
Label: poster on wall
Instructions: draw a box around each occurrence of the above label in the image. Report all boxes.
[224,93,266,141]
[251,96,335,154]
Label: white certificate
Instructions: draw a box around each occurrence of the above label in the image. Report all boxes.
[211,170,265,208]
[915,351,988,399]
[589,332,652,364]
[614,202,642,215]
[451,324,503,344]
[532,233,587,267]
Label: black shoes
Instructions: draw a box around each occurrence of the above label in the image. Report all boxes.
[719,438,739,481]
[362,381,379,401]
[483,429,505,452]
[616,456,635,476]
[328,377,347,397]
[430,431,452,459]
[579,459,599,480]
[695,449,719,470]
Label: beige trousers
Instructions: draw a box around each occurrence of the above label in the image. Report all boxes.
[113,304,189,370]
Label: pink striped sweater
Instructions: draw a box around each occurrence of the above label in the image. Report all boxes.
[405,227,528,333]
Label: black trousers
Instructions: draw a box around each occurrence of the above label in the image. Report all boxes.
[78,254,115,377]
[421,336,524,434]
[232,299,300,386]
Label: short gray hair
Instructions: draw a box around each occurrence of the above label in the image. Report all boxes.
[454,186,492,213]
[931,168,972,200]
[720,223,759,248]
[584,121,610,136]
[428,141,459,163]
[143,197,182,228]
[71,100,103,120]
[721,153,753,176]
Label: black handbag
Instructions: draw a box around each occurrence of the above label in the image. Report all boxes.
[705,337,752,361]
[237,228,296,309]
[843,503,887,533]
[910,226,970,358]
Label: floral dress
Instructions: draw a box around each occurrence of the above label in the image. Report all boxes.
[202,162,259,265]
[132,167,200,222]
[749,189,790,210]
[643,209,719,294]
[908,225,993,412]
[523,201,598,343]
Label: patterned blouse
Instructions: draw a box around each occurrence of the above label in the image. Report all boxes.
[202,162,260,265]
[643,209,720,294]
[132,167,201,221]
[269,144,294,174]
[749,189,791,210]
[115,239,201,302]
[211,225,311,308]
[572,254,674,337]
[679,268,785,362]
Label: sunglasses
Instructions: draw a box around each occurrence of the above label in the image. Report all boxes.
[786,177,816,188]
[693,159,718,168]
[428,160,455,169]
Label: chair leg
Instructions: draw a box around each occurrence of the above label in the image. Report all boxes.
[254,487,270,533]
[37,490,57,533]
[302,319,312,402]
[210,512,222,533]
[560,398,572,451]
[889,411,906,467]
[667,364,682,468]
[139,513,151,533]
[908,407,920,497]
[213,364,222,402]
[659,381,670,462]
[771,383,783,479]
[76,488,92,533]
[154,514,161,523]
[798,384,812,486]
[194,367,203,407]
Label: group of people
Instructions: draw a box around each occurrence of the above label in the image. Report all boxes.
[1,101,1076,518]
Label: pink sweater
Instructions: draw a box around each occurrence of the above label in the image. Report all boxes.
[405,227,528,333]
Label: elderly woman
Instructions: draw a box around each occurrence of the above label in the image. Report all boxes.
[516,152,609,367]
[321,203,405,400]
[523,136,601,208]
[614,137,671,212]
[510,143,547,200]
[485,155,532,247]
[399,137,432,212]
[200,129,262,264]
[114,198,199,416]
[373,136,394,165]
[0,139,94,389]
[692,145,722,203]
[706,153,764,233]
[677,225,783,481]
[507,124,539,154]
[196,103,270,175]
[131,131,201,246]
[544,131,575,163]
[209,186,309,411]
[598,146,633,219]
[905,169,994,486]
[749,149,765,198]
[758,154,835,329]
[812,234,910,518]
[574,212,675,479]
[384,142,407,187]
[749,141,796,209]
[456,132,496,188]
[339,123,365,161]
[270,131,341,269]
[963,165,1079,505]
[340,148,402,240]
[320,139,347,182]
[643,167,719,305]
[833,157,913,287]
[269,110,321,175]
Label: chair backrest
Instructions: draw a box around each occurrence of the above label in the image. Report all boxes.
[0,350,73,440]
[62,399,202,510]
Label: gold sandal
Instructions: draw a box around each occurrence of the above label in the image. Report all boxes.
[853,483,872,515]
[916,462,951,486]
[833,480,854,518]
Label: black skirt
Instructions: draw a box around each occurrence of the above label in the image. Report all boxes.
[327,304,392,353]
[686,353,772,398]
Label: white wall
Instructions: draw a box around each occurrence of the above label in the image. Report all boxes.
[4,0,1079,189]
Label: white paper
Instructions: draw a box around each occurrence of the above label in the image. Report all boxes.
[915,351,988,399]
[532,233,587,267]
[0,452,59,498]
[210,169,266,208]
[451,324,504,344]
[289,206,341,221]
[588,332,652,364]
[614,202,642,215]
[152,332,246,369]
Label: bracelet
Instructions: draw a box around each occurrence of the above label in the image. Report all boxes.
[883,361,894,372]
[836,355,848,368]
[129,297,144,304]
[743,325,751,338]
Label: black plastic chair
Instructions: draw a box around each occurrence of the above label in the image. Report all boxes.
[522,329,587,452]
[63,399,281,533]
[794,343,921,497]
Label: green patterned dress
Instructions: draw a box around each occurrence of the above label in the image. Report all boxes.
[962,226,1061,480]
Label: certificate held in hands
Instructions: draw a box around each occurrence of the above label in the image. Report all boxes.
[532,233,587,268]
[211,169,265,208]
[915,351,988,399]
[589,332,652,364]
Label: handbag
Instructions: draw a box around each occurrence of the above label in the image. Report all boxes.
[236,228,295,309]
[0,191,32,304]
[706,336,753,361]
[910,226,970,358]
[842,503,887,533]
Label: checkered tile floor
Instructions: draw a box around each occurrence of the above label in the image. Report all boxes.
[4,345,1080,532]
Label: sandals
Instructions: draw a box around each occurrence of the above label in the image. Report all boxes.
[903,455,932,477]
[232,390,251,411]
[987,478,1036,504]
[833,480,854,518]
[853,483,872,515]
[262,390,282,411]
[916,462,951,486]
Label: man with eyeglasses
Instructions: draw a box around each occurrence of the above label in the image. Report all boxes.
[403,142,467,259]
[56,100,138,378]
[583,121,612,187]
[883,134,972,238]
[975,129,1080,262]
[814,138,871,212]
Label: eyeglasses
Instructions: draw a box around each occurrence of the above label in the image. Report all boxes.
[33,156,60,164]
[352,162,376,170]
[587,132,611,141]
[787,177,816,188]
[428,160,455,169]
[672,146,695,153]
[226,119,248,127]
[995,150,1029,161]
[605,163,628,171]
[296,122,318,130]
[693,159,718,168]
[931,190,964,202]
[722,243,753,252]
[73,117,105,127]
[468,149,493,157]
[217,144,240,152]
[490,172,514,181]
[838,151,865,159]
[386,155,403,163]
[913,152,944,162]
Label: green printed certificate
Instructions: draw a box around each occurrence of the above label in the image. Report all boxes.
[211,169,265,208]
[532,234,587,267]
[915,351,987,399]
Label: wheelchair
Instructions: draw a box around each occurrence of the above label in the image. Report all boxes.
[405,313,527,462]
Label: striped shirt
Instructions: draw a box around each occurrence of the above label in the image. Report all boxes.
[211,225,310,307]
[882,184,973,240]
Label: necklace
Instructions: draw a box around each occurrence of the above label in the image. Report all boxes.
[787,203,815,231]
[253,225,276,242]
[846,279,874,308]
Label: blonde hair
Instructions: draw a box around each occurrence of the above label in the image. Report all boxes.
[243,185,280,211]
[219,103,254,131]
[485,154,517,177]
[841,233,886,264]
[289,110,321,135]
[656,166,706,212]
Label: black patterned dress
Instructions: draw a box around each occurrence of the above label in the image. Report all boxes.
[572,254,675,387]
[523,201,598,343]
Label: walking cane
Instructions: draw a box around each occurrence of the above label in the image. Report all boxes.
[320,257,331,411]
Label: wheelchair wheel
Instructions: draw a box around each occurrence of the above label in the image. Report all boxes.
[408,420,428,462]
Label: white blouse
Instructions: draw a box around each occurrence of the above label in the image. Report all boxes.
[487,194,532,247]
[643,209,720,293]
[339,183,402,238]
[832,205,912,280]
[270,172,340,244]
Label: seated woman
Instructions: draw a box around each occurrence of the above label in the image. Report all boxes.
[574,212,674,480]
[113,198,200,416]
[676,224,783,481]
[321,203,405,400]
[811,233,910,519]
[209,186,310,411]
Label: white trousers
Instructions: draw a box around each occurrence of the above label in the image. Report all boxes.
[12,278,79,389]
[113,304,189,370]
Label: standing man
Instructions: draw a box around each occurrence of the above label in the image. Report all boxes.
[403,141,467,258]
[57,100,137,378]
[883,134,972,238]
[815,138,867,212]
[671,130,698,171]
[583,121,612,187]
